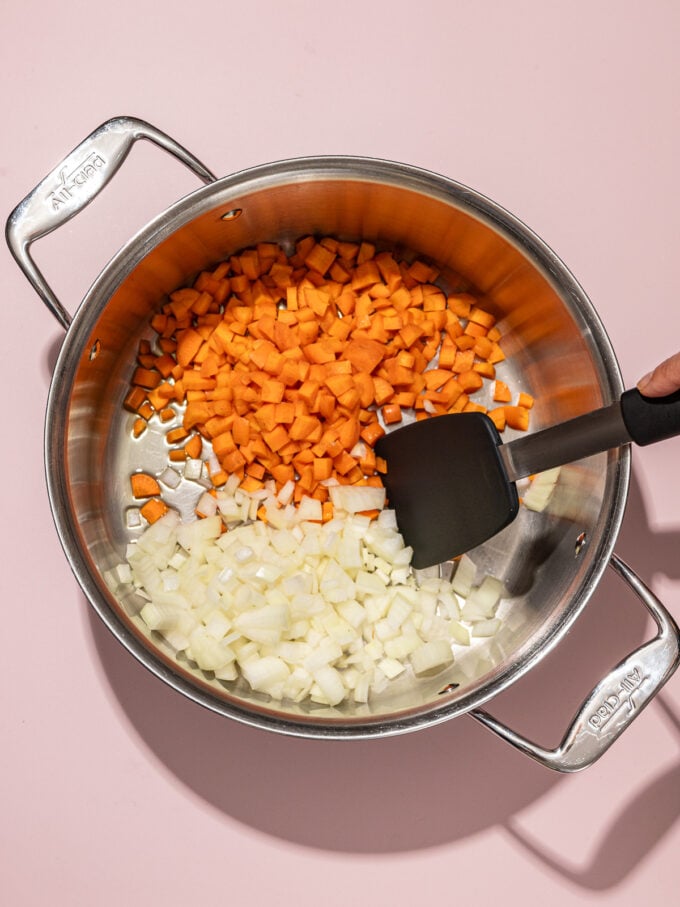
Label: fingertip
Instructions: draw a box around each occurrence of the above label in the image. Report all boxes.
[636,371,653,394]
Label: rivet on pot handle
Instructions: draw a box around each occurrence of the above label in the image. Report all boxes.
[470,555,680,772]
[5,116,218,330]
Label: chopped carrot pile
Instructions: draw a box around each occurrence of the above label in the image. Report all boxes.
[124,236,532,522]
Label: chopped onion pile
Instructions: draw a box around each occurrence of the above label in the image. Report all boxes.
[125,479,506,707]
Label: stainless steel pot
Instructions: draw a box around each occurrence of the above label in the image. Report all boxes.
[8,117,679,771]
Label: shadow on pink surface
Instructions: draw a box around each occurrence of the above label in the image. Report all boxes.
[502,694,680,889]
[87,467,680,874]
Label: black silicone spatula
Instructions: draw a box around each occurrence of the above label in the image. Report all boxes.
[375,388,680,569]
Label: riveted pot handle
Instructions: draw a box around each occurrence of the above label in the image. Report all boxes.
[5,116,217,330]
[470,555,680,772]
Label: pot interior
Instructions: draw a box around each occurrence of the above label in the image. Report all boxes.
[50,159,628,735]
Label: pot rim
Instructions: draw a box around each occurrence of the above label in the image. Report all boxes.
[44,155,631,737]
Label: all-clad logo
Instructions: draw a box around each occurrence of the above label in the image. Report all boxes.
[47,151,106,210]
[587,666,647,732]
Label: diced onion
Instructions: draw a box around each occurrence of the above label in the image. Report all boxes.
[410,639,455,676]
[125,481,506,708]
[523,467,561,512]
[159,467,182,490]
[329,484,386,514]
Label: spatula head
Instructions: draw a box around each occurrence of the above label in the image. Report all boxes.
[375,412,519,569]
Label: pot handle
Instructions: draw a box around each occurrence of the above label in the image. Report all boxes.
[5,116,217,330]
[470,555,680,772]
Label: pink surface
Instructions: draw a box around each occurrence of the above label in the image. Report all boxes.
[2,2,680,904]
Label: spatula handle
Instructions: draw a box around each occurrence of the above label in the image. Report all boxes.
[501,388,680,482]
[621,387,680,445]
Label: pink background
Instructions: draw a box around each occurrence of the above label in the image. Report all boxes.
[2,2,680,904]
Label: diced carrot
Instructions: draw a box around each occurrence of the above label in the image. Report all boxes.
[437,377,464,407]
[289,414,322,442]
[336,416,360,451]
[125,236,530,525]
[443,391,464,413]
[337,387,360,410]
[336,241,358,262]
[137,401,155,421]
[132,418,147,438]
[372,376,394,406]
[424,369,453,391]
[271,463,295,485]
[304,243,336,276]
[451,350,475,373]
[463,321,488,338]
[473,361,496,379]
[469,306,495,329]
[437,338,457,370]
[356,241,375,264]
[342,336,384,373]
[182,371,216,391]
[263,424,290,452]
[237,475,262,494]
[504,406,530,431]
[472,336,493,360]
[123,386,148,413]
[378,354,405,385]
[393,391,416,408]
[184,435,202,459]
[154,354,176,378]
[315,391,336,421]
[324,373,355,398]
[221,449,248,472]
[361,421,386,446]
[183,401,213,429]
[140,499,169,523]
[457,370,484,393]
[351,260,382,291]
[166,426,189,444]
[353,372,375,408]
[304,341,337,364]
[488,342,505,364]
[274,402,295,424]
[313,457,334,481]
[359,446,377,474]
[261,379,285,403]
[375,252,403,293]
[408,259,436,283]
[131,367,161,390]
[246,461,266,480]
[454,334,477,351]
[488,407,507,432]
[176,328,204,368]
[382,403,403,425]
[130,473,161,498]
[150,313,168,334]
[332,451,358,475]
[493,380,512,403]
[447,294,472,318]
